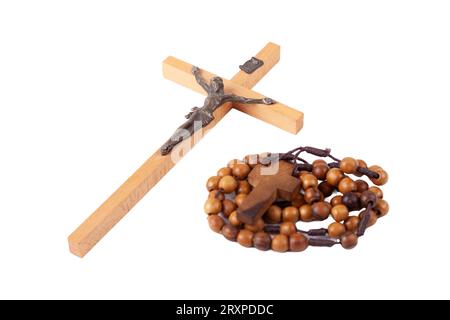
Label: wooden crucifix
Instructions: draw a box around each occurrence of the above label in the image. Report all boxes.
[68,42,304,257]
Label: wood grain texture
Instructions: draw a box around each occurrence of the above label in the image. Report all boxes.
[68,43,285,257]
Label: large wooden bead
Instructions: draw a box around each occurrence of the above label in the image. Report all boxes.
[331,195,343,206]
[299,204,313,221]
[282,206,300,222]
[228,211,242,227]
[328,222,346,238]
[304,187,322,204]
[355,180,369,193]
[369,186,383,199]
[318,181,335,197]
[253,232,271,251]
[233,163,251,180]
[340,232,358,249]
[206,176,221,191]
[266,205,282,223]
[360,190,378,207]
[272,234,289,252]
[344,216,360,232]
[340,157,358,174]
[237,229,254,247]
[208,215,224,233]
[342,192,361,211]
[331,204,349,222]
[218,175,238,193]
[289,233,308,252]
[338,177,356,194]
[208,190,224,201]
[222,199,237,217]
[312,163,329,180]
[217,167,232,177]
[369,165,389,186]
[222,224,239,241]
[326,168,345,186]
[245,218,265,232]
[237,180,252,194]
[312,201,331,220]
[204,198,222,215]
[301,173,318,190]
[375,199,389,217]
[235,193,247,207]
[280,222,297,235]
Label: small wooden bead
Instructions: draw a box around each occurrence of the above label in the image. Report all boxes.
[282,206,300,222]
[331,195,343,206]
[312,201,331,220]
[344,216,360,231]
[301,173,318,190]
[318,181,335,197]
[353,159,367,177]
[208,190,224,201]
[355,180,369,193]
[312,159,327,166]
[206,176,221,191]
[266,205,282,223]
[233,163,251,180]
[272,234,289,252]
[222,224,239,241]
[326,168,345,186]
[245,218,265,232]
[228,211,242,227]
[304,187,322,204]
[291,193,306,207]
[280,222,297,235]
[340,232,358,249]
[360,190,378,207]
[369,165,389,186]
[243,154,259,168]
[227,159,243,169]
[312,163,329,180]
[204,198,222,215]
[208,215,224,233]
[218,175,238,193]
[338,177,356,194]
[289,233,308,252]
[299,204,313,221]
[368,186,383,199]
[342,192,361,211]
[253,232,271,251]
[328,222,346,238]
[217,167,232,177]
[331,204,349,222]
[340,157,358,174]
[375,199,389,217]
[359,209,377,227]
[235,193,247,207]
[237,180,252,194]
[237,229,254,247]
[222,199,237,217]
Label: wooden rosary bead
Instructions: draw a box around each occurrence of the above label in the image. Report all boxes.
[245,218,265,232]
[338,177,356,194]
[368,186,383,199]
[355,180,369,193]
[235,193,247,207]
[312,201,331,220]
[344,216,360,232]
[331,195,343,206]
[326,168,345,186]
[282,206,300,222]
[233,163,251,180]
[369,165,389,186]
[208,215,224,233]
[375,199,389,217]
[318,181,335,197]
[301,173,319,190]
[222,224,239,241]
[243,154,259,168]
[222,199,237,217]
[312,159,327,166]
[289,233,308,252]
[360,190,378,207]
[299,204,313,222]
[280,222,297,235]
[304,187,322,204]
[340,157,358,174]
[237,180,252,194]
[218,175,238,193]
[331,204,349,222]
[312,163,329,180]
[204,198,222,215]
[291,193,306,207]
[206,176,221,191]
[328,222,346,238]
[208,190,225,201]
[354,159,368,177]
[272,234,289,252]
[228,211,242,227]
[359,209,377,228]
[340,232,358,249]
[237,229,254,248]
[342,192,361,211]
[217,167,232,177]
[266,205,282,223]
[253,232,271,251]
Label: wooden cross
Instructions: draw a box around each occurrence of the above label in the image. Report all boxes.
[68,42,304,257]
[237,160,301,224]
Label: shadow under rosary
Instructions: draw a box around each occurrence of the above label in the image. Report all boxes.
[160,66,275,155]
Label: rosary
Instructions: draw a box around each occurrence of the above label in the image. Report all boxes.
[204,146,389,252]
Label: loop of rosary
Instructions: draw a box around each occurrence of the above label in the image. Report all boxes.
[204,146,389,252]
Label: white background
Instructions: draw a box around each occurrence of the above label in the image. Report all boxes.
[1,0,449,299]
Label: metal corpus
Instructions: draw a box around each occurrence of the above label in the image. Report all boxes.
[160,66,275,155]
[239,57,264,74]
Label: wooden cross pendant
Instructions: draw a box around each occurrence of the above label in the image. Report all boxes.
[68,42,304,257]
